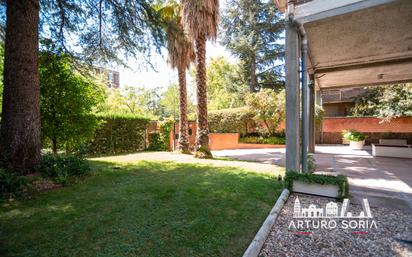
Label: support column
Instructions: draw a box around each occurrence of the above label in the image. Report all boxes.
[308,83,315,153]
[285,20,300,172]
[315,89,323,144]
[301,42,309,173]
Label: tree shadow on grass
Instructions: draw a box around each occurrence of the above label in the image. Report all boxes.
[0,160,283,257]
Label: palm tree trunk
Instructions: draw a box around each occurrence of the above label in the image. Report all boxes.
[177,66,190,153]
[1,0,41,172]
[194,34,212,158]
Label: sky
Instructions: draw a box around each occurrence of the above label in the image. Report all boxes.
[116,0,233,90]
[116,41,236,90]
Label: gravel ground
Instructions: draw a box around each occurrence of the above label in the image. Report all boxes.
[260,194,412,257]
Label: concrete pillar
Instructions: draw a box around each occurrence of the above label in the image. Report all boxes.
[301,45,309,173]
[285,20,300,172]
[308,83,315,153]
[315,89,323,144]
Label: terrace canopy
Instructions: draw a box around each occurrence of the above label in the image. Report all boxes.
[273,0,412,171]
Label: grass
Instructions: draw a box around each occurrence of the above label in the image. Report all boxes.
[0,160,283,257]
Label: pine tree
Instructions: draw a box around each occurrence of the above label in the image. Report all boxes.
[221,0,284,92]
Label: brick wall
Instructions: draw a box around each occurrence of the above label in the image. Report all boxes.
[319,116,412,144]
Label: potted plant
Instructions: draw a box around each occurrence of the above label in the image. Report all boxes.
[342,129,367,150]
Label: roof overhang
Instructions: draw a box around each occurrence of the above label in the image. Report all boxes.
[274,0,412,89]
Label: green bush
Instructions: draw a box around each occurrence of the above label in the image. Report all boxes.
[239,135,285,145]
[0,169,28,197]
[208,107,255,135]
[41,154,90,185]
[342,129,367,142]
[147,120,174,151]
[87,113,150,154]
[284,171,349,201]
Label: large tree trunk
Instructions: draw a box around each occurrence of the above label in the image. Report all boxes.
[177,66,190,153]
[1,0,41,172]
[249,53,257,92]
[194,34,212,158]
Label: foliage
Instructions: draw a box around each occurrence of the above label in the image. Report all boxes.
[159,2,195,71]
[220,0,284,91]
[160,83,180,118]
[100,84,195,120]
[239,135,285,145]
[0,169,27,198]
[87,113,150,155]
[40,52,106,153]
[342,129,367,142]
[307,154,316,173]
[38,0,165,65]
[201,57,249,110]
[147,120,174,151]
[208,107,255,135]
[351,84,412,121]
[284,171,349,201]
[0,160,283,256]
[315,104,324,126]
[40,154,90,185]
[245,89,285,136]
[147,133,165,151]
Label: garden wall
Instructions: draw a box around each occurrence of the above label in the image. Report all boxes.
[170,122,284,150]
[319,116,412,144]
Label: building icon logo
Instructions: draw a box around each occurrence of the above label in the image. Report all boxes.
[289,197,377,233]
[293,197,373,219]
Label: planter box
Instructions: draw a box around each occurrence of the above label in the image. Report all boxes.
[292,180,340,198]
[349,140,365,150]
[372,144,412,159]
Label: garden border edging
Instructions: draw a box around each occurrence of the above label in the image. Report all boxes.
[242,188,290,257]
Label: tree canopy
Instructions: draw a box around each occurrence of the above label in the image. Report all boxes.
[220,0,284,92]
[40,52,105,153]
[351,84,412,122]
[190,57,248,111]
[0,0,166,66]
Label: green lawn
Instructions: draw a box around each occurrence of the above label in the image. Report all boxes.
[0,160,283,257]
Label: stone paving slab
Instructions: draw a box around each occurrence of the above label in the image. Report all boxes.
[213,145,412,212]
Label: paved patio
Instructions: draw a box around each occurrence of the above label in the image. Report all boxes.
[212,145,412,212]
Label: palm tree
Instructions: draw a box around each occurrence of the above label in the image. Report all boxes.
[162,3,195,153]
[182,0,219,158]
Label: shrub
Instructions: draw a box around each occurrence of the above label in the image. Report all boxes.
[41,154,90,184]
[147,120,174,151]
[87,113,150,154]
[239,135,285,145]
[245,89,285,136]
[284,171,349,201]
[208,107,255,135]
[342,129,367,142]
[0,169,28,197]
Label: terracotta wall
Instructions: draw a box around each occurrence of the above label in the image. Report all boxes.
[170,122,284,150]
[209,133,240,150]
[322,117,412,133]
[319,117,412,144]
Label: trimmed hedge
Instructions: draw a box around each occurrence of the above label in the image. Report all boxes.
[208,107,254,135]
[239,135,285,145]
[284,171,349,201]
[87,113,150,154]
